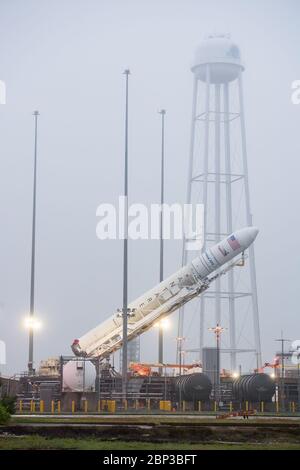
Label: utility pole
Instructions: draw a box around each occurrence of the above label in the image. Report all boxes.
[28,110,39,375]
[97,358,101,409]
[209,324,226,404]
[177,336,185,411]
[275,333,290,412]
[122,70,130,399]
[158,109,166,373]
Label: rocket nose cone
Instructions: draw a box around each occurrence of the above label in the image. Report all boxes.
[235,226,259,249]
[250,226,259,241]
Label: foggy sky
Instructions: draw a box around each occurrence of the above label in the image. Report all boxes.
[0,0,299,375]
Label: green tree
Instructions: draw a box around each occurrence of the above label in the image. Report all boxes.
[0,403,10,425]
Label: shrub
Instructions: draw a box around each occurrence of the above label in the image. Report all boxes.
[0,403,10,425]
[0,396,16,415]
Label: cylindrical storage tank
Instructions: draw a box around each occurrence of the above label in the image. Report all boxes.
[233,373,275,402]
[174,373,212,402]
[63,360,96,392]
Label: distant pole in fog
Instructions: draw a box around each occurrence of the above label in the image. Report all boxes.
[121,70,130,398]
[28,110,39,375]
[158,109,166,374]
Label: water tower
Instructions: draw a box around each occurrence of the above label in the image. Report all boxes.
[178,34,262,371]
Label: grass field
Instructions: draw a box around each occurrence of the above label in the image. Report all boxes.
[10,415,300,426]
[2,415,300,450]
[0,435,300,450]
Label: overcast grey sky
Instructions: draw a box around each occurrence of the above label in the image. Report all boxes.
[0,0,299,375]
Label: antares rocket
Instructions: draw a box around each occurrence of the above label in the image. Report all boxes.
[72,226,258,360]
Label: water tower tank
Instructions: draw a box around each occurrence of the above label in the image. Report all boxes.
[191,34,244,83]
[63,360,96,392]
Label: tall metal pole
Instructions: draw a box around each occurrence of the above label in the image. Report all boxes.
[238,72,262,368]
[214,84,221,326]
[122,70,130,398]
[28,110,39,375]
[216,331,220,403]
[177,336,184,410]
[209,324,226,405]
[158,109,166,372]
[199,64,211,361]
[179,338,182,410]
[275,334,290,412]
[224,83,236,372]
[177,75,198,356]
[97,358,101,406]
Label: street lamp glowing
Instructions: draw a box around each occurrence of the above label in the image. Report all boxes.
[270,372,276,379]
[24,317,42,331]
[232,371,240,379]
[155,318,170,330]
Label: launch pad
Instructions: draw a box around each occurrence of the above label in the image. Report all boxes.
[3,354,298,416]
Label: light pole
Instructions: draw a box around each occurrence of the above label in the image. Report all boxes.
[118,309,136,365]
[122,70,130,399]
[209,324,226,404]
[28,110,39,375]
[275,333,290,412]
[97,358,101,409]
[177,336,185,410]
[158,109,166,374]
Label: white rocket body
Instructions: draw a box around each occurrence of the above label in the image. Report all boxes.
[72,227,258,359]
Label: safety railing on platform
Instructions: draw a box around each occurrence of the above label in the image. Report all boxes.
[16,398,300,415]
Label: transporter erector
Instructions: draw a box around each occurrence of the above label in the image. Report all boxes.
[71,227,258,361]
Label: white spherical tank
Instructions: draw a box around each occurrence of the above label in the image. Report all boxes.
[191,34,244,83]
[63,360,96,392]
